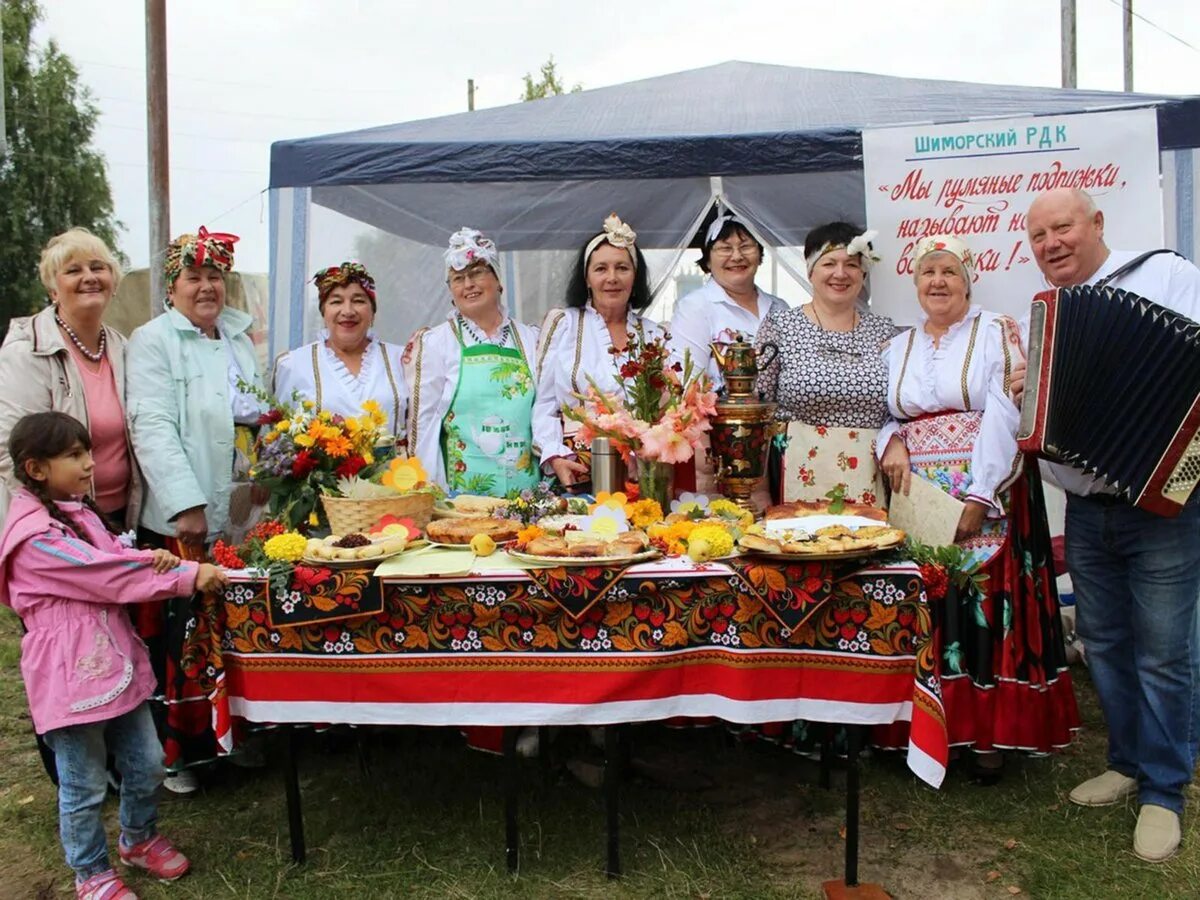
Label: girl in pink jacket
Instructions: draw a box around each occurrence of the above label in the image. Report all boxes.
[0,412,227,900]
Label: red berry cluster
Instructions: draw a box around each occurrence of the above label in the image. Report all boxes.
[211,540,246,568]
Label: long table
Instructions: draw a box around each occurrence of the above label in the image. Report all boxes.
[192,554,947,881]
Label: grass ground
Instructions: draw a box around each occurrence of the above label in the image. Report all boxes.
[0,610,1195,899]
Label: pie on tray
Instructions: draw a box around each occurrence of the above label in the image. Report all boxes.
[519,529,650,559]
[425,516,521,545]
[738,521,905,556]
[764,500,887,522]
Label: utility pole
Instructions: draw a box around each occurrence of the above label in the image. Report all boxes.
[467,79,476,111]
[146,0,170,310]
[1061,0,1077,88]
[1123,2,1134,91]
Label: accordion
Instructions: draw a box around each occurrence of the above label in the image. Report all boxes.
[1017,284,1200,517]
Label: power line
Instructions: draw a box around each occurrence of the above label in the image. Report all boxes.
[1100,0,1200,53]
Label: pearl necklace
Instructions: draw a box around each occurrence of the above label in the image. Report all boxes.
[457,313,510,348]
[55,313,106,362]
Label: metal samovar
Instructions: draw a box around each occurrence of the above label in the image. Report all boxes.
[707,335,778,515]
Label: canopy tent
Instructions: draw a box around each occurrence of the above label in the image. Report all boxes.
[268,61,1200,358]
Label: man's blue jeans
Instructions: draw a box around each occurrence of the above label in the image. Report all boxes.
[1066,494,1200,815]
[43,703,163,879]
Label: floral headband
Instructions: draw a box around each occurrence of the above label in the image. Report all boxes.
[913,234,975,272]
[804,228,881,275]
[313,262,377,306]
[164,226,238,284]
[583,213,638,270]
[444,227,499,273]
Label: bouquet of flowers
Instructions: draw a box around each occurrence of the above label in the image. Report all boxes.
[563,327,717,465]
[248,387,430,530]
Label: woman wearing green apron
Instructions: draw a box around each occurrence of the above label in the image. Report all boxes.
[407,228,541,496]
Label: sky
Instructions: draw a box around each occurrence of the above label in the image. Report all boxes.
[32,0,1200,274]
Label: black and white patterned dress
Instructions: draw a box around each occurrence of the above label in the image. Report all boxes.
[755,308,894,428]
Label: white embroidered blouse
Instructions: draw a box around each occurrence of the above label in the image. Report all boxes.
[272,336,409,440]
[532,304,668,464]
[878,305,1025,511]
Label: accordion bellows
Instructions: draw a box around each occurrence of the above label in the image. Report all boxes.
[1018,285,1200,517]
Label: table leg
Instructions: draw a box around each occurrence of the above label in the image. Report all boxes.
[844,724,861,886]
[604,725,621,879]
[821,725,891,899]
[281,725,306,864]
[503,726,519,873]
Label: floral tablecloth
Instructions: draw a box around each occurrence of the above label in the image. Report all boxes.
[190,557,948,786]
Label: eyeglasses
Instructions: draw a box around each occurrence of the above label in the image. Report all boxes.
[447,265,495,287]
[709,243,760,258]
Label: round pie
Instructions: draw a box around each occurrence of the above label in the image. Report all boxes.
[426,516,521,545]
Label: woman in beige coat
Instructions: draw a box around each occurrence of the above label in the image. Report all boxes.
[0,228,142,529]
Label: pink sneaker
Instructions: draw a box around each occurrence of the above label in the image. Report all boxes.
[76,868,138,900]
[117,834,191,882]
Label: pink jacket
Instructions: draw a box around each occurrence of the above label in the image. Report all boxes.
[0,490,198,734]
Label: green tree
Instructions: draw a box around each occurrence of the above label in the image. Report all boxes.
[519,55,581,101]
[1,0,121,336]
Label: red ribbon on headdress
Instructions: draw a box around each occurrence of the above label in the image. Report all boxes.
[193,226,240,268]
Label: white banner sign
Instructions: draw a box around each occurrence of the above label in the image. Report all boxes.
[863,107,1162,324]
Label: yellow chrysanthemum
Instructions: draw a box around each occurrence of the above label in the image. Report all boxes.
[625,499,663,529]
[277,419,291,432]
[293,433,315,448]
[344,417,361,434]
[707,498,754,527]
[263,532,308,562]
[686,523,734,559]
[302,400,315,410]
[262,431,278,444]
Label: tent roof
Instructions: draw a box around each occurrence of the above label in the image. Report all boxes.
[270,61,1200,188]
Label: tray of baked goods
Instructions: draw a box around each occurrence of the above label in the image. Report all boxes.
[424,516,523,548]
[301,530,424,567]
[736,501,905,561]
[508,529,659,566]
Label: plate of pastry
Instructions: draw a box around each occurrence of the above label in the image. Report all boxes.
[508,529,659,566]
[738,521,905,561]
[299,533,422,568]
[424,516,522,547]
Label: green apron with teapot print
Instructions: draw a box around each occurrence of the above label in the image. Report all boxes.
[441,323,539,496]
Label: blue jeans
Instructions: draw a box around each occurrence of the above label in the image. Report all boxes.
[1066,494,1200,814]
[43,703,164,880]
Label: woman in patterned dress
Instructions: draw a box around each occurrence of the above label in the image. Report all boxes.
[876,233,1079,775]
[407,228,541,496]
[272,262,408,445]
[755,222,894,505]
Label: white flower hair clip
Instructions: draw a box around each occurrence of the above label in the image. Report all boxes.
[845,229,881,267]
[584,213,638,268]
[444,227,499,272]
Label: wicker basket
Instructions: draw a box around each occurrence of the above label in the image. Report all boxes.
[321,492,435,535]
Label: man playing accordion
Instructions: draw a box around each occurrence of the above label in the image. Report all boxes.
[1013,187,1200,863]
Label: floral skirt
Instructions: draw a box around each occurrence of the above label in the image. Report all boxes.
[135,533,233,770]
[875,458,1080,753]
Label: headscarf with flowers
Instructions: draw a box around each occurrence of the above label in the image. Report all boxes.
[804,228,881,275]
[164,226,238,286]
[583,213,638,270]
[312,261,377,310]
[444,227,499,274]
